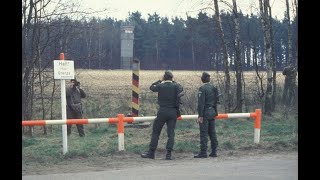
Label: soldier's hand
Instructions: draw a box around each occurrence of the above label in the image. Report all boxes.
[160,75,164,81]
[196,117,203,124]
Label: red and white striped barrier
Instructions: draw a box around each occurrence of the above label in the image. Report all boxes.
[23,109,262,151]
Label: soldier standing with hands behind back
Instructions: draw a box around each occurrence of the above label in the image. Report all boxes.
[66,78,86,137]
[194,72,219,158]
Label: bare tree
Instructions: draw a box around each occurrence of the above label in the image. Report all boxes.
[286,0,292,66]
[259,0,275,115]
[22,0,108,136]
[231,0,243,112]
[213,0,231,112]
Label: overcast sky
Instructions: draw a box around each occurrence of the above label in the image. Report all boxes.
[65,0,296,21]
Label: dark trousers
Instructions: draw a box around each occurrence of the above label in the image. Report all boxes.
[199,118,218,153]
[149,108,177,152]
[67,108,85,137]
[67,124,85,137]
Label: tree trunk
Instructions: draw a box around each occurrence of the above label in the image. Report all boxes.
[49,79,57,134]
[191,38,195,70]
[259,0,274,115]
[178,48,181,65]
[37,47,47,135]
[268,5,277,111]
[232,0,243,113]
[286,0,292,66]
[213,0,231,112]
[156,40,159,68]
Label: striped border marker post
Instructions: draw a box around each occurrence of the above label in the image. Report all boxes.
[131,58,140,117]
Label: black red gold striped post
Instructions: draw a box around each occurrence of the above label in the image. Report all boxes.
[131,58,140,117]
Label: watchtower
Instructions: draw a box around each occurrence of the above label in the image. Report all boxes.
[120,23,134,69]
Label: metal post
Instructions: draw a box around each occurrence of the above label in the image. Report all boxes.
[254,109,261,144]
[60,53,68,154]
[117,114,125,151]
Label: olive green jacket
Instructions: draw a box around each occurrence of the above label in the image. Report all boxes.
[150,80,182,109]
[197,83,219,118]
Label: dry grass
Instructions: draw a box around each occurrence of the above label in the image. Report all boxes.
[29,69,297,120]
[39,69,289,96]
[68,69,289,96]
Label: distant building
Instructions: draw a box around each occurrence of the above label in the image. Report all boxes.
[120,23,134,69]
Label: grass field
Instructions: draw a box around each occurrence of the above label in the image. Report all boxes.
[23,69,298,174]
[30,69,295,119]
[22,111,297,174]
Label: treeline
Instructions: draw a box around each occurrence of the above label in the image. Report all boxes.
[24,11,297,71]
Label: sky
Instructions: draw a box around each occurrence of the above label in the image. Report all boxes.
[71,0,296,21]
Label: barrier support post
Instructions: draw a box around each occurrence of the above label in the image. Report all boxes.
[254,109,261,144]
[117,114,125,151]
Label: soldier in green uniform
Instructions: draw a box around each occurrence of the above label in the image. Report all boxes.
[66,78,86,137]
[282,64,297,106]
[194,72,219,158]
[141,70,183,160]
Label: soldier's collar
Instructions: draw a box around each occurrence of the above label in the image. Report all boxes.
[161,80,173,83]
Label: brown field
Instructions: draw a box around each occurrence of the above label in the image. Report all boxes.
[69,69,288,96]
[29,69,296,119]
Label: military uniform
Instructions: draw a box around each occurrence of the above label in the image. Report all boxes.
[282,65,297,105]
[66,84,86,137]
[173,81,184,117]
[196,81,219,158]
[142,74,183,160]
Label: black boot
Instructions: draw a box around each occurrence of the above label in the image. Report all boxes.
[194,152,208,158]
[209,152,217,157]
[209,148,217,157]
[165,151,174,160]
[141,151,155,159]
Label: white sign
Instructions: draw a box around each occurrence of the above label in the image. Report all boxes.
[53,60,75,79]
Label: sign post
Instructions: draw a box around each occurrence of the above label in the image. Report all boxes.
[53,53,74,154]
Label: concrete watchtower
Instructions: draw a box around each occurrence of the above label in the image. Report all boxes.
[120,23,134,69]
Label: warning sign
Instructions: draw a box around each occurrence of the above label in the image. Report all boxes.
[53,60,75,79]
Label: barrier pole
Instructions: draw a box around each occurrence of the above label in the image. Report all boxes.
[254,109,261,143]
[59,53,68,154]
[117,114,125,151]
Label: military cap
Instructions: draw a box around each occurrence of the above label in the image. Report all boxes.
[164,70,173,79]
[201,72,210,78]
[71,78,77,82]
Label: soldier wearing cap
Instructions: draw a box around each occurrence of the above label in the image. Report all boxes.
[194,72,219,158]
[66,78,86,137]
[141,70,183,160]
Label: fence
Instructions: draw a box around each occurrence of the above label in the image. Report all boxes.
[22,109,261,153]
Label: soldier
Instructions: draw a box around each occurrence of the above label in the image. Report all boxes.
[66,78,86,137]
[282,64,297,105]
[194,72,219,158]
[141,70,183,160]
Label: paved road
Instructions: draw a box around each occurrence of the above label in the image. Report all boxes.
[22,153,297,180]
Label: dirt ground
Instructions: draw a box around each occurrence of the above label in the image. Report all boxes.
[22,149,297,176]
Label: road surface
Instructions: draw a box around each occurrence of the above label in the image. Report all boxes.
[22,152,297,180]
